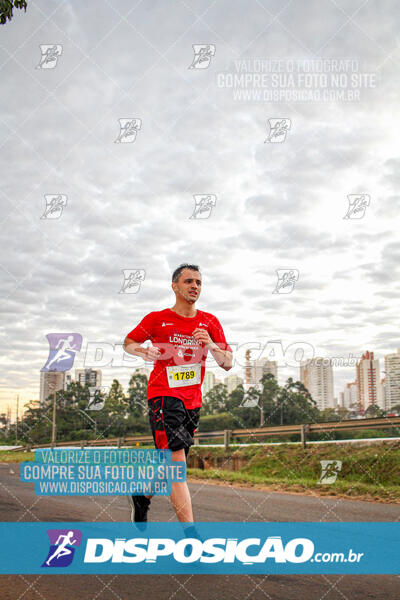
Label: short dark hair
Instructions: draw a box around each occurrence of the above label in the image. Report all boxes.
[172,263,201,283]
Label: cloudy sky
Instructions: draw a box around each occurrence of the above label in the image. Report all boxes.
[1,0,399,417]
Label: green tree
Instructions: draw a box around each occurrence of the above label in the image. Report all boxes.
[125,373,149,435]
[260,373,280,426]
[12,400,49,444]
[198,412,236,432]
[336,406,350,420]
[127,373,148,416]
[226,384,264,429]
[272,378,319,426]
[100,379,129,437]
[0,1,27,25]
[226,385,245,410]
[105,379,126,417]
[54,384,93,441]
[365,404,385,418]
[319,408,339,422]
[202,383,228,415]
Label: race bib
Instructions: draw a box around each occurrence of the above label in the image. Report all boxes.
[166,363,201,388]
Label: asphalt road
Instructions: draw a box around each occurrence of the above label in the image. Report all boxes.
[0,463,399,600]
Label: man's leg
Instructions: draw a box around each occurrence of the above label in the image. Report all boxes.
[138,448,190,522]
[169,409,199,522]
[170,447,193,522]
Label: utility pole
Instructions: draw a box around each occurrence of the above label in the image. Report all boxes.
[6,405,11,434]
[15,395,19,444]
[51,388,57,447]
[260,380,264,427]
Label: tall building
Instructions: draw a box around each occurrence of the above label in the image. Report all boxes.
[202,371,216,395]
[343,381,358,409]
[356,351,383,410]
[384,348,400,411]
[75,369,102,388]
[224,374,244,394]
[39,371,66,405]
[377,378,385,410]
[64,372,72,389]
[250,358,277,384]
[300,357,334,410]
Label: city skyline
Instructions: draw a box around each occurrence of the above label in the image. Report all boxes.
[8,345,399,421]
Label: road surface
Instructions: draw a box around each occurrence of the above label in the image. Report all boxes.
[0,463,398,600]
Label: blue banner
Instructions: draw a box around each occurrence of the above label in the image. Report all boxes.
[0,522,398,574]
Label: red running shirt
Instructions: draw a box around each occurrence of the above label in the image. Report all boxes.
[126,308,232,409]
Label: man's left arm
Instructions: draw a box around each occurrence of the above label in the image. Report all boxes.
[206,341,233,371]
[192,318,233,371]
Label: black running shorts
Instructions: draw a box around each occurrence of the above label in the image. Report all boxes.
[148,396,200,454]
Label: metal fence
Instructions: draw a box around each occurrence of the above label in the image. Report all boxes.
[10,416,400,451]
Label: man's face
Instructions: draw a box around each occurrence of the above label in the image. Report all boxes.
[172,268,202,303]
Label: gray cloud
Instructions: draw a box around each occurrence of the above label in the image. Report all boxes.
[0,0,399,411]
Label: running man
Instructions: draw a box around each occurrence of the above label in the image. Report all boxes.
[123,263,233,523]
[45,335,77,370]
[45,531,77,566]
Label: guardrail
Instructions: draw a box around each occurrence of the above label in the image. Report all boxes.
[10,416,400,451]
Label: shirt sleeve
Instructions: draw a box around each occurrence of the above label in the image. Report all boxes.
[126,312,155,344]
[209,316,232,352]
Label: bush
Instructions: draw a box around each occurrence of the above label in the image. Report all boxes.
[198,412,236,432]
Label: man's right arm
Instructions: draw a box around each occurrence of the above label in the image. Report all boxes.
[124,312,161,362]
[123,336,161,361]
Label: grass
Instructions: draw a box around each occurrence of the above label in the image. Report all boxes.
[2,442,399,503]
[186,441,400,503]
[187,468,400,503]
[0,450,34,462]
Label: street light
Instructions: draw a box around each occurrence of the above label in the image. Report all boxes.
[15,394,19,445]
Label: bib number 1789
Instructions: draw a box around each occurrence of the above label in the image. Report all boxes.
[166,364,201,388]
